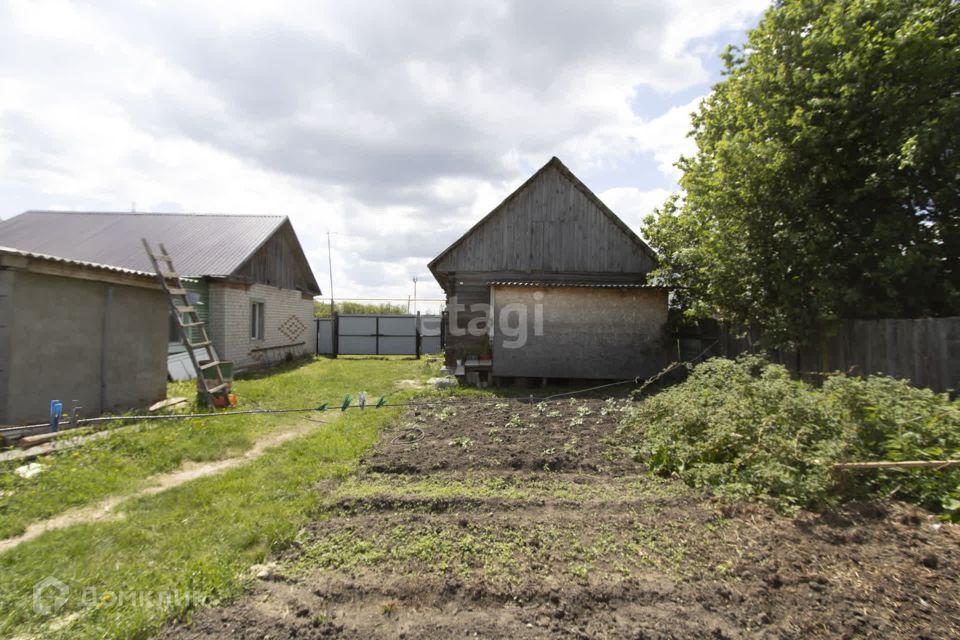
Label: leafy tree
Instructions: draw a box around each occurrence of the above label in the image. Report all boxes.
[314,301,410,317]
[644,0,960,345]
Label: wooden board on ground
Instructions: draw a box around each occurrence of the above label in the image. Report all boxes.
[150,397,189,412]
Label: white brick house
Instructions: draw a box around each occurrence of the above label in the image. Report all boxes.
[207,282,316,370]
[0,211,321,373]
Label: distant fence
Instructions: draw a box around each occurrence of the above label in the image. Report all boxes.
[676,316,960,394]
[315,313,443,357]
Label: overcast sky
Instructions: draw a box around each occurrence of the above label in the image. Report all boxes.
[0,0,768,311]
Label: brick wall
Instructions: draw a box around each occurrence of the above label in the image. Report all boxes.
[207,282,315,371]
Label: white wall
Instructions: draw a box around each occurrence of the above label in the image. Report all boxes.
[207,282,315,370]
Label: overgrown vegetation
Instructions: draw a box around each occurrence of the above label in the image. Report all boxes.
[619,356,960,515]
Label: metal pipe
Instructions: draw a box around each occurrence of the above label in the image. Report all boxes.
[2,344,724,441]
[326,231,336,316]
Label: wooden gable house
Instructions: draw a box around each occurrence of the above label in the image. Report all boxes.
[429,157,668,381]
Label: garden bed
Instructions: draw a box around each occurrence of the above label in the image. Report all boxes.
[162,396,960,639]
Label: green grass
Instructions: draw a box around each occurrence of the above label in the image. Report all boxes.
[0,356,431,540]
[296,510,701,589]
[0,356,436,639]
[333,472,689,504]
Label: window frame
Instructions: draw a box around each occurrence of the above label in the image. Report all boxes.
[250,300,266,340]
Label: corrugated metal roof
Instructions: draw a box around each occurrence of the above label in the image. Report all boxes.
[0,211,287,277]
[488,280,668,289]
[0,246,159,284]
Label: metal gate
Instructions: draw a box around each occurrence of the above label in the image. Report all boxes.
[339,315,415,355]
[419,314,442,354]
[316,314,443,356]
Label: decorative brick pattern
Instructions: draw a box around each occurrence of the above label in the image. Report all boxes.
[278,314,306,342]
[206,283,314,371]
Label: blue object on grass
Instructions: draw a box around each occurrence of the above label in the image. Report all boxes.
[50,400,63,433]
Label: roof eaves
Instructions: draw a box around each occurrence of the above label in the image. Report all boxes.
[428,157,564,285]
[547,160,660,265]
[0,246,153,276]
[0,246,161,287]
[488,280,670,290]
[224,215,289,275]
[428,157,660,286]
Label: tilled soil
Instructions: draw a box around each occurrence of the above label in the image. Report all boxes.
[161,397,960,639]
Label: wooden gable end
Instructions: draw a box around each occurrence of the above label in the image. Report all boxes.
[233,221,321,294]
[430,158,656,279]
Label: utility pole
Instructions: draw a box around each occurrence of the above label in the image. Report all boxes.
[412,276,418,316]
[326,231,337,316]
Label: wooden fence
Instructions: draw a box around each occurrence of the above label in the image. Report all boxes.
[675,316,960,394]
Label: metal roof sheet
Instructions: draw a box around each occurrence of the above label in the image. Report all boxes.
[488,280,668,289]
[0,211,287,277]
[0,246,159,285]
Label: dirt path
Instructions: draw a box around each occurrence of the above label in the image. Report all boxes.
[0,416,336,555]
[161,397,960,640]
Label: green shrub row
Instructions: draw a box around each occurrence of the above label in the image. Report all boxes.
[618,355,960,515]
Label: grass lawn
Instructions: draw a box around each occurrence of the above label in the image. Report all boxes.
[0,355,435,639]
[0,356,430,540]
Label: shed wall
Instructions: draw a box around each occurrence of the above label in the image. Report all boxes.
[443,274,493,366]
[0,271,13,424]
[2,271,167,424]
[491,286,668,380]
[442,271,656,367]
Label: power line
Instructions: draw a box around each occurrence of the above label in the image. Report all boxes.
[317,297,445,302]
[3,343,721,437]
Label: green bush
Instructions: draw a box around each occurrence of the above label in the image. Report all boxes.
[825,374,960,513]
[619,355,960,514]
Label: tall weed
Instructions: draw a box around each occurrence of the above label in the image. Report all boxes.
[619,355,960,514]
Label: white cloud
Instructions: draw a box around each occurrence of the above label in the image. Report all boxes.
[632,97,703,179]
[0,0,768,302]
[599,187,673,234]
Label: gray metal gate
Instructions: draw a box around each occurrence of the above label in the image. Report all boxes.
[316,314,443,356]
[316,318,334,355]
[340,315,416,355]
[420,315,442,354]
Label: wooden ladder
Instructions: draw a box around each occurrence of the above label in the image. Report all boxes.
[142,239,232,407]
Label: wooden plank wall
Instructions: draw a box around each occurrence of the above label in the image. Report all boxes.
[235,224,314,292]
[433,164,655,276]
[676,317,960,394]
[443,274,491,366]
